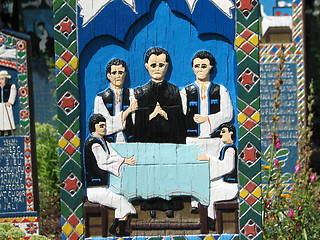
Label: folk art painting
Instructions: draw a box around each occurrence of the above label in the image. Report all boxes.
[0,30,39,237]
[55,0,262,239]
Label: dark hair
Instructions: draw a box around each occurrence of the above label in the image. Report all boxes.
[192,51,216,70]
[219,122,236,141]
[145,47,169,63]
[89,113,106,133]
[106,58,127,78]
[37,22,45,27]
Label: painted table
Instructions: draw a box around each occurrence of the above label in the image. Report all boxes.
[109,143,210,206]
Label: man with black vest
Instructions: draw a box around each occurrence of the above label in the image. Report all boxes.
[180,51,233,213]
[197,123,238,230]
[85,113,136,236]
[94,59,137,142]
[0,70,16,136]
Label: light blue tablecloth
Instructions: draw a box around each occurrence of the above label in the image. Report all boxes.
[109,143,210,206]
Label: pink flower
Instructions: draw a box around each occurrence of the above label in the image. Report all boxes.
[288,208,295,218]
[274,159,280,169]
[275,138,282,149]
[295,164,301,174]
[310,173,317,184]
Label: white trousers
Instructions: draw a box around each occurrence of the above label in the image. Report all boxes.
[87,186,136,219]
[208,179,238,220]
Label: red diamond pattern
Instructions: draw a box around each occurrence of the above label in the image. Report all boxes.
[69,231,80,240]
[62,65,74,76]
[241,42,255,54]
[245,195,257,205]
[65,144,76,156]
[64,130,75,141]
[243,119,256,130]
[243,106,255,117]
[241,29,254,40]
[62,51,73,62]
[68,214,80,228]
[245,181,257,193]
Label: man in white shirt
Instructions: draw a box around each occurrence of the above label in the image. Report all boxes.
[94,59,137,142]
[197,123,238,230]
[180,51,234,215]
[84,113,136,236]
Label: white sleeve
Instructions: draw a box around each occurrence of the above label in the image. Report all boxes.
[94,95,124,134]
[8,84,17,105]
[180,88,187,115]
[91,143,124,177]
[207,85,233,133]
[129,88,136,125]
[209,147,235,180]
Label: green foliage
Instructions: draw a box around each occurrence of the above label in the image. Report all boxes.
[35,121,61,238]
[30,235,51,240]
[0,223,26,239]
[35,122,59,196]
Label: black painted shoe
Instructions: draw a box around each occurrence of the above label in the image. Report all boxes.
[166,209,174,218]
[150,210,157,218]
[109,220,119,235]
[190,207,199,214]
[208,217,216,231]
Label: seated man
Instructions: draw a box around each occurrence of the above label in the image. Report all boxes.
[197,123,238,230]
[84,113,136,236]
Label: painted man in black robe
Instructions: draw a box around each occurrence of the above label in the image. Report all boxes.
[133,47,185,144]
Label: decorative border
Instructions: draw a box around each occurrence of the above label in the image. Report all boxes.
[0,216,39,239]
[0,31,38,238]
[54,0,262,239]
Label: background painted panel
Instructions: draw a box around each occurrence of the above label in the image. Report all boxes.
[0,137,26,214]
[260,63,298,174]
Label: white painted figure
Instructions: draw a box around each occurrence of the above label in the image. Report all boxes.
[94,59,137,143]
[197,123,238,229]
[0,70,16,136]
[84,113,136,236]
[180,51,233,214]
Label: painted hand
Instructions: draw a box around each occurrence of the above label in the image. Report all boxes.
[124,156,135,165]
[149,102,168,121]
[197,154,210,161]
[5,102,12,107]
[129,99,138,113]
[193,114,207,124]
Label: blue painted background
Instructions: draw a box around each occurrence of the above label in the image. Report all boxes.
[77,0,235,54]
[79,1,237,138]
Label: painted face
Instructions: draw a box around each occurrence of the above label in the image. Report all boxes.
[220,127,233,144]
[94,122,106,137]
[107,65,126,89]
[0,76,6,87]
[145,53,168,81]
[192,58,213,81]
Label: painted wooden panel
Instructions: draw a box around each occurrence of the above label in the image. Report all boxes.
[55,0,262,239]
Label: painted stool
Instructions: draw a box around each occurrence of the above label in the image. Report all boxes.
[83,198,109,237]
[215,200,239,234]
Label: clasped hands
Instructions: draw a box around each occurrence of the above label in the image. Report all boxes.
[149,102,168,121]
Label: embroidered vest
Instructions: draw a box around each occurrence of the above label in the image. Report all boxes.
[0,83,12,103]
[218,144,238,183]
[98,88,134,142]
[84,136,110,187]
[185,83,220,137]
